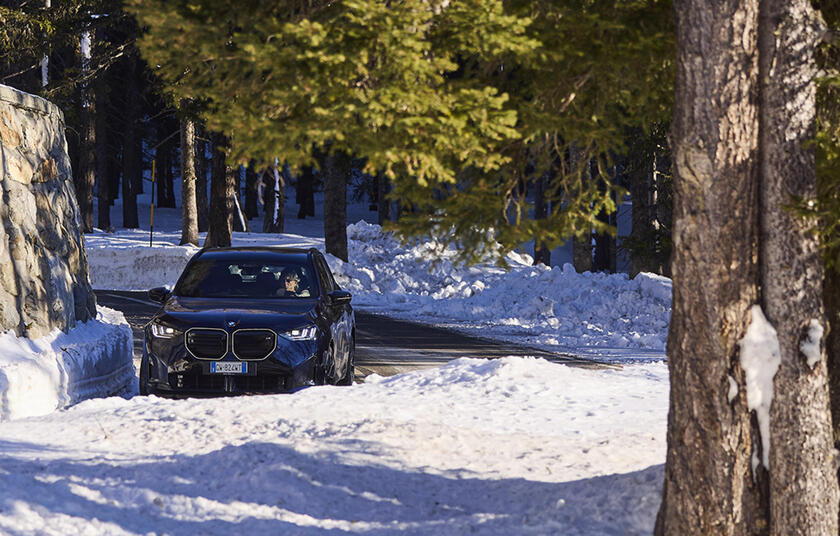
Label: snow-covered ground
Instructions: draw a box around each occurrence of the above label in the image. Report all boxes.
[0,184,672,534]
[0,357,667,535]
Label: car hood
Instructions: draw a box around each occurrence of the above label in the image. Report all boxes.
[156,296,318,331]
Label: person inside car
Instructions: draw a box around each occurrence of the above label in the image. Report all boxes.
[279,267,310,297]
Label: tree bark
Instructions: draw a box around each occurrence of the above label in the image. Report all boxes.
[655,0,765,532]
[263,162,285,234]
[232,166,250,232]
[297,165,316,218]
[377,172,391,225]
[245,163,260,220]
[324,153,348,262]
[533,174,550,266]
[95,65,111,231]
[569,145,592,273]
[204,133,233,248]
[121,54,140,229]
[77,33,95,234]
[759,0,839,532]
[179,115,198,246]
[195,132,209,233]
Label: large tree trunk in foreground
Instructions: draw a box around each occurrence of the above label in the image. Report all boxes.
[655,0,765,532]
[179,115,198,246]
[204,133,233,248]
[658,0,839,533]
[759,0,838,531]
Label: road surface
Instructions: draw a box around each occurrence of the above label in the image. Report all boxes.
[94,290,608,382]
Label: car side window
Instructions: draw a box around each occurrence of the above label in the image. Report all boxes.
[314,256,335,293]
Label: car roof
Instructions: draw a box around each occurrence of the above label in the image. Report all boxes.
[194,247,317,263]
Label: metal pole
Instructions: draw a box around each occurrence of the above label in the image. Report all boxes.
[149,159,156,247]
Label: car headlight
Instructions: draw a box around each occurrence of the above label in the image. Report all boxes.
[150,321,181,339]
[283,326,317,341]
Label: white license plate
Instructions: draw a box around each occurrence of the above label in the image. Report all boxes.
[210,362,247,374]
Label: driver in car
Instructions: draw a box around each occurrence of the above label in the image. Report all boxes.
[279,267,310,297]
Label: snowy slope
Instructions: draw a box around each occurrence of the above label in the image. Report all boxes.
[0,357,667,535]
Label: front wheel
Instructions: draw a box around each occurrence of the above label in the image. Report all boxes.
[337,339,355,386]
[139,357,150,396]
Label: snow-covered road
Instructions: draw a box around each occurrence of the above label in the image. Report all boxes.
[0,358,667,535]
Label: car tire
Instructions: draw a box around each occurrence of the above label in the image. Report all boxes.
[139,357,150,396]
[338,341,355,386]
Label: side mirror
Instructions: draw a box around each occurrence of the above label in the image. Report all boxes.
[148,286,170,304]
[327,289,352,305]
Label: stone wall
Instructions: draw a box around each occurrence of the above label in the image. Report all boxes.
[0,84,95,338]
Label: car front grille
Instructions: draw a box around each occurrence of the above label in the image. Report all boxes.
[232,329,277,360]
[186,329,228,359]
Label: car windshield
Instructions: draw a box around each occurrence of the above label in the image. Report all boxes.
[174,258,318,299]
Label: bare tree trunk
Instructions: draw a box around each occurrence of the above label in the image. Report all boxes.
[263,162,285,234]
[95,66,111,231]
[195,131,209,233]
[569,145,592,273]
[533,174,550,266]
[77,32,95,233]
[179,114,198,246]
[245,163,259,220]
[655,0,765,532]
[377,172,390,225]
[204,133,233,248]
[231,166,250,232]
[121,54,140,229]
[759,0,839,532]
[324,153,348,262]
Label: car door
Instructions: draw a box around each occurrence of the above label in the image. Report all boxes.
[314,254,352,380]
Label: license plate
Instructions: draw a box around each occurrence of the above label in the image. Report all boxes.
[210,362,247,374]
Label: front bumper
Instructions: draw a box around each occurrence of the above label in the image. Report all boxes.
[143,332,319,395]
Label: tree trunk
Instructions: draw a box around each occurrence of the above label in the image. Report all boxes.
[204,133,233,248]
[179,115,198,246]
[77,33,95,234]
[232,166,250,232]
[568,145,592,273]
[297,165,316,218]
[533,174,550,266]
[95,66,111,231]
[195,132,209,233]
[377,172,391,225]
[324,153,348,262]
[759,0,839,531]
[121,55,140,229]
[655,0,765,532]
[263,162,285,234]
[245,163,259,220]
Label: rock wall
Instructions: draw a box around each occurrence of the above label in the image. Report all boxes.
[0,84,95,339]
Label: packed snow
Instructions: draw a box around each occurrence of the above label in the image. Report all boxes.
[0,357,668,535]
[738,305,781,470]
[0,306,133,420]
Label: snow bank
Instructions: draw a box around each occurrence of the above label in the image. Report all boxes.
[85,222,672,359]
[330,221,672,356]
[0,306,134,420]
[86,238,199,291]
[0,357,668,535]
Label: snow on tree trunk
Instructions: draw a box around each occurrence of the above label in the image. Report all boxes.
[758,0,839,530]
[655,0,766,532]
